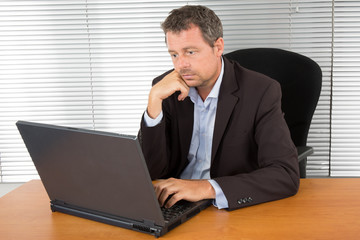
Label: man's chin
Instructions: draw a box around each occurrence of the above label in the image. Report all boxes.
[184,80,200,87]
[182,77,200,86]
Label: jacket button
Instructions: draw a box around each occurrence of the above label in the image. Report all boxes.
[237,197,253,205]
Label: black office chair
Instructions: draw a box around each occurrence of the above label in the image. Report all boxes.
[225,48,322,178]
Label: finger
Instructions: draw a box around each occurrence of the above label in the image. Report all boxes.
[154,180,175,206]
[177,86,190,101]
[158,188,171,206]
[153,181,166,200]
[174,77,190,101]
[164,193,182,208]
[169,71,189,101]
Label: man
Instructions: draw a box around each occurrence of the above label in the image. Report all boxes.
[139,5,299,211]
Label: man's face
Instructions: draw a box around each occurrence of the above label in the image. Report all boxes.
[166,25,224,91]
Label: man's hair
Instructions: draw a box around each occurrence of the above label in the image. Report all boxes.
[161,5,223,47]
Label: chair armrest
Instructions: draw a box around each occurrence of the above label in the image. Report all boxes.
[297,146,313,162]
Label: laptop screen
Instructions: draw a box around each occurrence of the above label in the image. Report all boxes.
[16,121,165,226]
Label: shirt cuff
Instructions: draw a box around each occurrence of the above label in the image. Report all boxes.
[143,110,163,127]
[208,179,229,209]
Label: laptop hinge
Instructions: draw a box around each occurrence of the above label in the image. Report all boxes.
[51,199,67,212]
[53,199,69,205]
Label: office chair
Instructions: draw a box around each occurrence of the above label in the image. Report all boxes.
[225,48,322,178]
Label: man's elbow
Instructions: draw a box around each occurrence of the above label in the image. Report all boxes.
[287,167,300,197]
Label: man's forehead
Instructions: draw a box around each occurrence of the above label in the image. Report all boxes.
[166,27,207,50]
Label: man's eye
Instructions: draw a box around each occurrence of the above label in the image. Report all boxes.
[171,54,178,58]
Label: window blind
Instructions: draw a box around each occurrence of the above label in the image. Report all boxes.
[0,1,94,182]
[286,0,333,176]
[0,0,356,182]
[331,0,360,176]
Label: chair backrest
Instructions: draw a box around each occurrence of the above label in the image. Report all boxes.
[225,48,322,147]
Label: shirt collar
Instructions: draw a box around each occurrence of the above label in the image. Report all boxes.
[189,57,224,103]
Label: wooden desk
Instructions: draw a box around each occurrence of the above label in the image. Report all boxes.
[0,179,359,240]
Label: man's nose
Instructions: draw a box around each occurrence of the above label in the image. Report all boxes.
[177,55,190,69]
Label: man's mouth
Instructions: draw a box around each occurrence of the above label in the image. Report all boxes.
[180,70,195,80]
[181,74,194,80]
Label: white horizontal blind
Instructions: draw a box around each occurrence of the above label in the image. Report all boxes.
[84,0,185,133]
[208,0,294,51]
[0,0,354,182]
[0,0,330,182]
[0,1,95,182]
[331,0,360,176]
[287,0,333,176]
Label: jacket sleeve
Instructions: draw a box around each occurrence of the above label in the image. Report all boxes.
[214,81,300,211]
[138,69,178,180]
[139,114,170,180]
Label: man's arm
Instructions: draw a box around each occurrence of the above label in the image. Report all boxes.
[139,70,190,180]
[213,80,300,210]
[147,70,189,119]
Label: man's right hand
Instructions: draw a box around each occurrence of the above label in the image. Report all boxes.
[147,70,190,119]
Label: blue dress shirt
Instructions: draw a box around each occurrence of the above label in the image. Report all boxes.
[144,58,229,209]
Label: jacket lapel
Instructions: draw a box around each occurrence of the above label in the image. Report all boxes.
[211,58,239,163]
[177,97,194,167]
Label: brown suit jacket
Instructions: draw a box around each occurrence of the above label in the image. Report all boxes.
[139,57,300,210]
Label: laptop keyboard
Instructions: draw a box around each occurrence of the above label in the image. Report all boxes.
[161,201,192,222]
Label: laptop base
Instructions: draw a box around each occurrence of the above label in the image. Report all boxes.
[51,202,163,237]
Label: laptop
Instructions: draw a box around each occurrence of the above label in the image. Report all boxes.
[16,120,211,237]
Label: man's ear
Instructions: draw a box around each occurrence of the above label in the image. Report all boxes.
[213,37,224,57]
